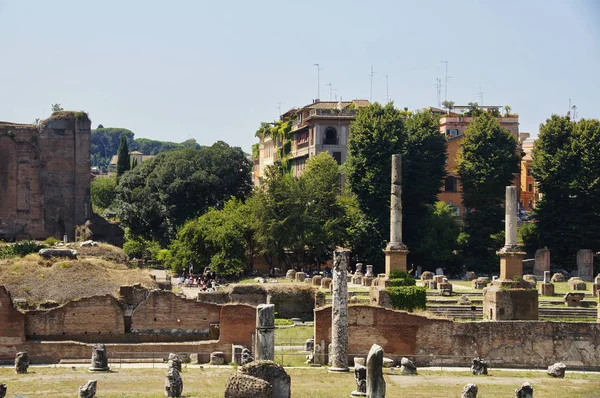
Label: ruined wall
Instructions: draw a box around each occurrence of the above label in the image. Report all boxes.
[25,295,124,340]
[0,287,25,345]
[131,290,221,338]
[0,112,91,241]
[315,305,600,370]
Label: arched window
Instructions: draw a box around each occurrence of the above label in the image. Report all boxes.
[444,176,457,192]
[323,127,338,145]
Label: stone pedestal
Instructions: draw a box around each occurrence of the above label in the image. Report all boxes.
[498,250,525,280]
[539,283,555,296]
[483,280,538,320]
[592,275,600,296]
[384,247,408,275]
[312,275,322,286]
[329,250,349,373]
[361,276,374,287]
[564,292,585,307]
[351,275,363,285]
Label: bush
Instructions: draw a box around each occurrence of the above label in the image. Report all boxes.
[44,237,60,246]
[12,241,46,256]
[123,236,148,259]
[385,286,427,312]
[387,270,416,287]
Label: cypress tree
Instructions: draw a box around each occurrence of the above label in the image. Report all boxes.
[116,134,130,180]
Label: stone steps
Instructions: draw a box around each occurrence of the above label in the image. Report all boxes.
[426,305,597,320]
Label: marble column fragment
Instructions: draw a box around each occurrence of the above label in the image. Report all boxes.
[366,344,385,398]
[329,249,349,373]
[256,304,275,361]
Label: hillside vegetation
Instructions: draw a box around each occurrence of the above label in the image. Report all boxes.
[0,244,156,305]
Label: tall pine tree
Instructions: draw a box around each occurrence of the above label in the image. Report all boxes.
[116,134,130,181]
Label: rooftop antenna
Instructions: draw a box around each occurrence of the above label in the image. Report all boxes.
[386,75,390,103]
[435,78,442,107]
[441,61,452,102]
[276,102,282,118]
[313,63,323,100]
[327,82,334,101]
[476,86,484,105]
[369,66,376,102]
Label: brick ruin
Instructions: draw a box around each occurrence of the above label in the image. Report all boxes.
[0,112,91,241]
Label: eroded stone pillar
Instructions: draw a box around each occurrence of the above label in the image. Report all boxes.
[256,304,275,361]
[533,249,550,277]
[366,344,385,398]
[329,249,349,373]
[498,186,525,280]
[384,154,408,276]
[577,249,594,282]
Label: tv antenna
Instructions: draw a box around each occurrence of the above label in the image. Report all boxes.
[441,61,452,102]
[313,63,323,100]
[276,102,282,118]
[435,78,442,107]
[476,86,484,105]
[327,82,337,101]
[386,75,390,103]
[369,66,376,102]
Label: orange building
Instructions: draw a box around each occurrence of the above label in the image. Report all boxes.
[519,136,538,212]
[433,106,521,217]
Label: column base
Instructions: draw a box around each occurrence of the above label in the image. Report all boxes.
[497,249,525,281]
[328,367,350,373]
[384,246,409,276]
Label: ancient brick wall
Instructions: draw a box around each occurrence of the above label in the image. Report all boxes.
[315,305,600,369]
[0,112,91,241]
[0,286,25,345]
[218,303,255,349]
[131,290,221,336]
[25,295,124,340]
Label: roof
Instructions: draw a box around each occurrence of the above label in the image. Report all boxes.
[303,99,370,110]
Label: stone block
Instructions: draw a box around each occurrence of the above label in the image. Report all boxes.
[361,276,374,287]
[354,357,366,366]
[225,373,272,398]
[239,360,290,398]
[420,271,434,281]
[382,357,395,368]
[539,283,554,296]
[567,277,586,291]
[472,277,490,289]
[564,292,585,307]
[483,285,539,320]
[533,248,550,276]
[433,275,445,284]
[464,271,477,281]
[295,273,306,282]
[312,276,322,286]
[285,270,296,280]
[547,362,566,378]
[400,357,417,375]
[498,251,524,280]
[384,248,408,276]
[577,249,594,282]
[352,276,363,285]
[210,351,225,365]
[461,383,478,398]
[551,273,566,282]
[39,248,78,259]
[320,278,332,289]
[428,280,437,290]
[304,339,314,352]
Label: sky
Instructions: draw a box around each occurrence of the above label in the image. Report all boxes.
[1,0,599,153]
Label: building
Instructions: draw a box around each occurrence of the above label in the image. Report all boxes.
[0,112,92,240]
[435,106,520,217]
[253,99,370,185]
[108,151,154,173]
[519,135,538,212]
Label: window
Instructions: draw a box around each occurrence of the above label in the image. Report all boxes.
[528,183,533,192]
[446,129,458,137]
[444,176,458,192]
[297,130,308,143]
[324,127,338,145]
[526,168,531,176]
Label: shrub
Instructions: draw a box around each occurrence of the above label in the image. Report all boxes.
[44,237,60,246]
[385,286,427,312]
[123,236,148,259]
[12,241,46,256]
[389,270,411,280]
[387,270,416,287]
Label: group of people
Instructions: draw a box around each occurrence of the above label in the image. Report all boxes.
[177,270,220,292]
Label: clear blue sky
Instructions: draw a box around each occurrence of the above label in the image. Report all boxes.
[1,0,598,153]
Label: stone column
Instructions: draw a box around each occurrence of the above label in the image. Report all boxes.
[329,249,349,373]
[366,344,385,398]
[497,186,525,281]
[384,154,408,276]
[256,304,275,361]
[533,249,550,277]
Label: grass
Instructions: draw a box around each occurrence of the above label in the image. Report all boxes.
[274,325,313,343]
[0,367,597,397]
[0,250,156,305]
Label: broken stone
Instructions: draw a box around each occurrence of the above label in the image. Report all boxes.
[224,373,272,398]
[366,344,385,398]
[400,357,417,375]
[551,273,566,283]
[461,383,478,398]
[351,364,367,396]
[285,270,296,280]
[39,248,78,259]
[420,271,434,281]
[168,353,182,371]
[305,353,314,365]
[295,272,306,282]
[89,344,109,371]
[577,249,594,281]
[164,368,183,397]
[256,304,275,361]
[80,240,97,247]
[239,360,290,398]
[241,348,254,365]
[471,357,488,375]
[564,292,585,307]
[567,277,586,291]
[210,351,225,365]
[382,357,395,368]
[547,362,566,378]
[312,275,322,286]
[189,353,199,364]
[514,382,533,398]
[0,384,6,398]
[78,380,97,398]
[354,357,365,366]
[15,352,29,374]
[472,277,490,289]
[321,277,332,289]
[304,338,314,352]
[523,275,537,284]
[465,271,477,281]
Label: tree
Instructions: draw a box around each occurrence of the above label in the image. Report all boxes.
[504,105,512,117]
[116,134,130,180]
[90,176,117,210]
[116,142,252,245]
[457,113,520,271]
[345,104,446,270]
[51,103,63,112]
[442,100,455,113]
[530,115,600,268]
[416,202,461,273]
[168,199,254,276]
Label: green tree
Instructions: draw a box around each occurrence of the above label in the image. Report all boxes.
[457,113,520,271]
[442,100,455,113]
[51,103,63,112]
[417,202,461,272]
[116,134,130,180]
[168,199,254,276]
[116,142,252,245]
[90,175,117,211]
[531,115,600,268]
[345,104,446,270]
